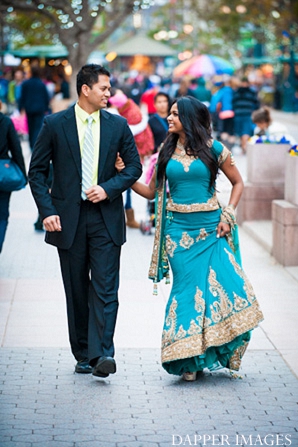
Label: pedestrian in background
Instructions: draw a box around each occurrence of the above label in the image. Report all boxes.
[0,100,27,253]
[192,77,212,108]
[173,77,196,99]
[29,64,142,378]
[19,65,50,151]
[148,92,171,153]
[208,77,224,139]
[232,77,259,153]
[108,88,154,228]
[130,96,264,381]
[251,106,296,145]
[216,76,237,150]
[8,69,24,113]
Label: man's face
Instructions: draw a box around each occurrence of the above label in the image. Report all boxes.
[155,95,169,115]
[86,75,111,110]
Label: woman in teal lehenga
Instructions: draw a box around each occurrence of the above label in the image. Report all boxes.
[132,96,264,381]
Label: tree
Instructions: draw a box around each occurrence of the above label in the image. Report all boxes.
[189,0,298,58]
[149,0,297,62]
[2,0,154,97]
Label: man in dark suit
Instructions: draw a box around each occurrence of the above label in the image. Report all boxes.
[19,65,50,151]
[29,65,142,378]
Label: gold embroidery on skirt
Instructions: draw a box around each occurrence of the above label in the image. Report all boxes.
[209,268,234,322]
[161,301,264,364]
[163,297,178,347]
[188,319,201,335]
[224,248,255,304]
[165,235,177,258]
[176,325,187,339]
[179,232,194,249]
[233,293,249,311]
[196,228,209,241]
[228,340,249,371]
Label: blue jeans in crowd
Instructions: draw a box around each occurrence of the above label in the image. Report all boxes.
[0,191,11,253]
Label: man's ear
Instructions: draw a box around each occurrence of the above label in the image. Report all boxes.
[81,84,90,97]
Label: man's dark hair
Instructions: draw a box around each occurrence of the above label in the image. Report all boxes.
[30,65,41,78]
[76,64,110,96]
[154,92,171,104]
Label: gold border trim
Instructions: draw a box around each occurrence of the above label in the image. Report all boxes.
[161,300,263,364]
[166,192,220,213]
[148,178,166,280]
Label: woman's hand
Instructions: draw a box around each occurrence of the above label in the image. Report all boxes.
[115,152,125,172]
[216,221,230,238]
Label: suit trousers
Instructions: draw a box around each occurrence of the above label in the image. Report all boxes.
[58,200,121,366]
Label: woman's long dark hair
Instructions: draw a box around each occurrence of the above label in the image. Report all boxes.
[157,96,218,190]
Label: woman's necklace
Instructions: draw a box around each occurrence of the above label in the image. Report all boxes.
[176,139,186,156]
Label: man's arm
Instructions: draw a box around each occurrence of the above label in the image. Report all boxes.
[28,118,58,220]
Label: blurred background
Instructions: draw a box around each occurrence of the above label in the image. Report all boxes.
[0,0,297,112]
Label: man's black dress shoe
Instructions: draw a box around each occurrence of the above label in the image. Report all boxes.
[92,356,116,378]
[75,360,92,374]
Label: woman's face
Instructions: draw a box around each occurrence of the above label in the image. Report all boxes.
[167,103,184,136]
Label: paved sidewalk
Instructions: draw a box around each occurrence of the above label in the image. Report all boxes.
[1,112,298,446]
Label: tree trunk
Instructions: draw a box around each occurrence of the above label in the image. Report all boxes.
[63,32,100,100]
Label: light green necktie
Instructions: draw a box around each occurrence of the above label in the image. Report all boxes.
[81,115,94,200]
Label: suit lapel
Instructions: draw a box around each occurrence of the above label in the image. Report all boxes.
[62,106,81,177]
[98,110,113,181]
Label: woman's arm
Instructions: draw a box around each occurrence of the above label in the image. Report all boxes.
[216,153,244,238]
[220,153,244,208]
[131,169,156,200]
[115,152,156,200]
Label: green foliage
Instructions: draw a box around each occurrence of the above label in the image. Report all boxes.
[6,12,58,47]
[149,0,297,59]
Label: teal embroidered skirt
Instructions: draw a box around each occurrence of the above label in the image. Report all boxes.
[162,209,264,375]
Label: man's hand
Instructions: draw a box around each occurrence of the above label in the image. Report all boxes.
[43,215,62,232]
[85,185,108,203]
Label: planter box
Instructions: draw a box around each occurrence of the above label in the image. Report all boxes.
[238,143,291,224]
[247,143,291,184]
[237,182,284,224]
[285,154,298,206]
[272,199,298,266]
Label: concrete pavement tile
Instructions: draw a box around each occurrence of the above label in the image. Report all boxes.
[36,443,74,447]
[2,325,69,347]
[115,429,156,436]
[0,279,16,300]
[53,433,96,442]
[11,433,53,443]
[96,434,138,443]
[75,443,116,447]
[137,434,174,443]
[13,278,64,301]
[0,443,31,447]
[116,443,159,447]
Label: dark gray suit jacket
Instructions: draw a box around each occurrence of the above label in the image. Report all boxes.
[29,105,142,249]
